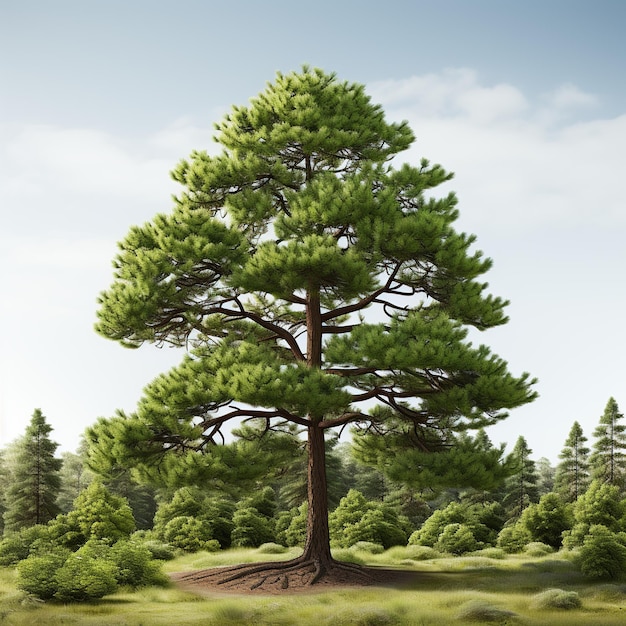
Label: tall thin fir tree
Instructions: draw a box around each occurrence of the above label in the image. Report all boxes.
[501,436,539,520]
[590,397,626,492]
[554,421,590,503]
[3,409,62,533]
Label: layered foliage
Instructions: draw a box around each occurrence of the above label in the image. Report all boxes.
[590,397,626,491]
[3,409,62,533]
[554,421,590,503]
[88,67,535,496]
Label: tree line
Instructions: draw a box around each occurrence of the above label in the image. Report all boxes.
[1,397,624,561]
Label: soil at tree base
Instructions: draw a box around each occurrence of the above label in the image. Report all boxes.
[170,563,420,595]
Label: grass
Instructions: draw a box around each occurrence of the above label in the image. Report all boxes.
[0,547,624,625]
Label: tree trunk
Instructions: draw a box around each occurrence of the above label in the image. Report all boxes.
[302,423,332,565]
[302,286,333,565]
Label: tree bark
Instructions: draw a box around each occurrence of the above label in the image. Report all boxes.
[302,287,332,565]
[302,423,332,564]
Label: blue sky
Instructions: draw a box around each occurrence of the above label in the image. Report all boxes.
[1,0,625,463]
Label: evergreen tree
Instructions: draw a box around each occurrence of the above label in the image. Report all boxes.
[536,458,555,497]
[87,67,536,588]
[3,410,62,533]
[590,397,626,491]
[57,450,95,514]
[501,436,539,520]
[554,421,590,503]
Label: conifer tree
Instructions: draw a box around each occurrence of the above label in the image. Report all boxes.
[590,397,626,491]
[501,436,539,520]
[3,409,62,533]
[554,421,590,503]
[87,67,536,588]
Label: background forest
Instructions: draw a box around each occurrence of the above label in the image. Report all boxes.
[0,395,625,601]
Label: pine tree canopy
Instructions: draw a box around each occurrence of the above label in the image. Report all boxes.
[89,67,537,488]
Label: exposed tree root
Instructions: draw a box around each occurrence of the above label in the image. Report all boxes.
[170,556,395,594]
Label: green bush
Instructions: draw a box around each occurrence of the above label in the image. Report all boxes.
[578,525,626,580]
[0,525,53,565]
[140,539,176,561]
[109,540,166,587]
[471,547,505,559]
[520,493,572,549]
[456,600,517,622]
[349,541,385,554]
[153,488,234,549]
[55,552,119,601]
[162,516,220,553]
[66,481,135,543]
[283,503,307,547]
[256,542,288,554]
[16,549,70,599]
[435,523,478,555]
[231,507,275,548]
[329,491,407,549]
[524,541,554,557]
[531,588,582,610]
[496,523,532,553]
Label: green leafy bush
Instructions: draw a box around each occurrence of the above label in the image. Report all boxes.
[66,481,135,543]
[162,516,220,552]
[329,490,407,549]
[456,600,517,622]
[109,540,166,587]
[54,552,119,601]
[349,541,385,554]
[256,542,288,554]
[524,541,554,557]
[0,525,53,565]
[231,507,276,548]
[531,588,582,610]
[16,549,70,599]
[435,523,478,555]
[496,523,532,553]
[578,525,626,580]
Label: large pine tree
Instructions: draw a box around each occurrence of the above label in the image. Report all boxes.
[590,397,626,491]
[3,409,62,533]
[554,421,590,502]
[88,67,536,588]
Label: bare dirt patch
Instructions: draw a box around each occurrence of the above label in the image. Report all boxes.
[170,560,420,596]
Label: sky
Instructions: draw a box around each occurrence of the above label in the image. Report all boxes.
[1,0,625,464]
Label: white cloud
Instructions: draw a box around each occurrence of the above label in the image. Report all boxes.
[544,83,599,110]
[368,72,626,233]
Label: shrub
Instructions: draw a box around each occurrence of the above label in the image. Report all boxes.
[329,491,407,549]
[349,541,385,554]
[162,516,220,553]
[578,525,626,580]
[256,542,288,554]
[0,525,53,565]
[496,523,532,553]
[456,600,517,622]
[231,507,275,548]
[55,552,118,601]
[471,547,505,560]
[520,493,572,549]
[66,481,135,543]
[524,541,554,557]
[16,549,70,600]
[284,503,307,547]
[531,588,582,610]
[435,523,478,555]
[109,540,166,587]
[140,539,176,561]
[563,480,625,549]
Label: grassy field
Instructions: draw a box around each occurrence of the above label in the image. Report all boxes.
[0,546,624,625]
